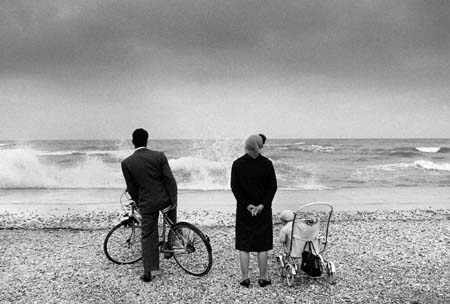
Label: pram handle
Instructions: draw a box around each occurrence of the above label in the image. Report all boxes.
[294,201,334,254]
[295,202,333,213]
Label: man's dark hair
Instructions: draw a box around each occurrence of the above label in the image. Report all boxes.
[132,128,148,148]
[258,134,267,145]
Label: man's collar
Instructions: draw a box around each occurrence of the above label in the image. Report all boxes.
[135,146,146,152]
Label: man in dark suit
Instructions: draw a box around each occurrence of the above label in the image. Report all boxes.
[121,128,178,282]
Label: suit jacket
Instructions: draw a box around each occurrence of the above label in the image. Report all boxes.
[121,148,177,207]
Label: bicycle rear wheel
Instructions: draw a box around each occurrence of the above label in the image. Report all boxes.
[104,218,142,264]
[168,222,212,276]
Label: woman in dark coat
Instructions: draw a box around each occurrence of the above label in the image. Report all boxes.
[231,134,277,287]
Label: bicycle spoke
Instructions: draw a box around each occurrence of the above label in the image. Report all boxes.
[104,220,142,264]
[168,222,212,276]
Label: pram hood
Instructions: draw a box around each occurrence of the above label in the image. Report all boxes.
[293,218,320,241]
[289,218,321,258]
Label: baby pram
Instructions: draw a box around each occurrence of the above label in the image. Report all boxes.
[276,202,336,286]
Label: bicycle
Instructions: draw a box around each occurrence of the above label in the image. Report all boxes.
[103,191,213,276]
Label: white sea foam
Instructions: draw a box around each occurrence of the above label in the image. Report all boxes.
[169,157,230,190]
[368,163,412,171]
[3,139,449,191]
[414,160,450,171]
[415,147,441,153]
[0,147,329,190]
[369,160,450,172]
[36,149,133,158]
[271,143,335,152]
[0,143,15,148]
[0,149,56,188]
[0,151,233,190]
[305,145,335,153]
[170,156,226,171]
[287,183,334,191]
[0,147,233,190]
[0,149,123,189]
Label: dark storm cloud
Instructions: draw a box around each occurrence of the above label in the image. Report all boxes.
[1,0,449,84]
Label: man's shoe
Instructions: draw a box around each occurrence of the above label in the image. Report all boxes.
[140,273,152,283]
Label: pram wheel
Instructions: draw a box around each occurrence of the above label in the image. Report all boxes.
[325,261,336,285]
[276,256,286,277]
[278,266,286,278]
[285,264,295,287]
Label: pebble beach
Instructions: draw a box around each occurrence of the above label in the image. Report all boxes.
[1,208,449,304]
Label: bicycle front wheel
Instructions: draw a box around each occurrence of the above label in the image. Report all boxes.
[104,218,142,264]
[168,222,212,276]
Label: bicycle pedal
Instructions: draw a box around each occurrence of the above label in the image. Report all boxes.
[160,241,170,252]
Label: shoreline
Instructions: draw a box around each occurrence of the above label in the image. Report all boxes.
[2,186,449,229]
[1,186,450,214]
[1,207,449,230]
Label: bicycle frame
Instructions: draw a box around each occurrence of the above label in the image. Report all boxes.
[106,191,213,276]
[121,192,180,254]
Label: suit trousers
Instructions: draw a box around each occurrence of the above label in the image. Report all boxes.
[139,200,177,274]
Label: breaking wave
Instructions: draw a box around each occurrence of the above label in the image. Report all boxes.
[271,143,335,153]
[415,147,441,153]
[0,147,328,190]
[369,160,450,172]
[2,139,449,191]
[0,149,124,189]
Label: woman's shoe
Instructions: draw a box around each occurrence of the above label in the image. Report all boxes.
[258,279,271,287]
[239,278,250,288]
[140,273,152,283]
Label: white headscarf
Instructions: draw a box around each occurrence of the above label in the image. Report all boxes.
[245,134,263,159]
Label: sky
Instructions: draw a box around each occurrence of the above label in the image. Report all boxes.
[1,0,449,140]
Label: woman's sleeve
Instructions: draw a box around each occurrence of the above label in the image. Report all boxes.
[262,160,277,207]
[231,161,246,204]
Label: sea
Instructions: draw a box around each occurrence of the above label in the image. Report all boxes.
[1,138,449,213]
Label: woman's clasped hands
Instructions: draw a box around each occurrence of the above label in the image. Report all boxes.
[247,204,264,216]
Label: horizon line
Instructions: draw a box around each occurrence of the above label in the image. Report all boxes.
[1,137,449,141]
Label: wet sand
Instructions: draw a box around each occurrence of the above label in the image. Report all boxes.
[1,186,449,218]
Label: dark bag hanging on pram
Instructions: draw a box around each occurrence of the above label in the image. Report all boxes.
[300,241,323,277]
